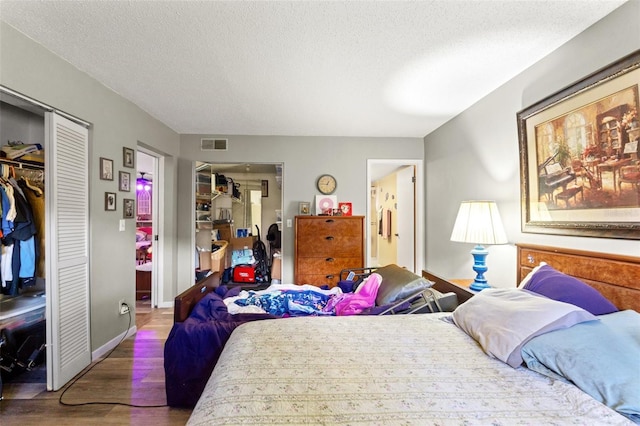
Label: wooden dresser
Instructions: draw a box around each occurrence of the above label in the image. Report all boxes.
[294,215,364,287]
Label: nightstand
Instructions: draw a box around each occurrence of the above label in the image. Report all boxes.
[422,271,475,304]
[449,279,474,288]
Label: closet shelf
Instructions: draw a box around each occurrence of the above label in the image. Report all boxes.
[0,157,44,170]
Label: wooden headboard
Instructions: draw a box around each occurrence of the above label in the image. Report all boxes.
[174,272,220,323]
[517,244,640,312]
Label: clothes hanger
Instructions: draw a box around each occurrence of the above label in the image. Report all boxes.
[22,175,43,195]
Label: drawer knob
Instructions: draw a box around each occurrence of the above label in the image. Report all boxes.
[325,236,334,241]
[325,257,335,262]
[325,274,334,279]
[527,254,535,264]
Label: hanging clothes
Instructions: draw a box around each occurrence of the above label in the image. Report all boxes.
[20,179,45,278]
[0,168,40,295]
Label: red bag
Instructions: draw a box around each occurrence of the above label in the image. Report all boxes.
[233,265,256,283]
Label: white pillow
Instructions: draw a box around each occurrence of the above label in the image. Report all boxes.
[517,261,547,289]
[452,288,596,367]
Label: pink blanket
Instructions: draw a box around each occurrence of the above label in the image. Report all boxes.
[324,273,382,315]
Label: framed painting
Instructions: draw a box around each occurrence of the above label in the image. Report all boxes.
[123,147,135,168]
[105,192,116,211]
[119,171,130,192]
[518,50,640,240]
[100,157,114,181]
[123,198,135,219]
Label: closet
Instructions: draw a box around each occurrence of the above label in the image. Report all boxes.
[194,162,283,284]
[0,87,90,394]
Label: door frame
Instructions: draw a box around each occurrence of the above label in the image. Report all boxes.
[366,159,424,274]
[136,147,164,307]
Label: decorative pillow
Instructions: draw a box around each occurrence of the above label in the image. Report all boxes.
[452,288,596,368]
[522,310,640,422]
[522,264,618,315]
[373,264,433,306]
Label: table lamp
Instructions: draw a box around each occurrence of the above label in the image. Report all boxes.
[450,201,508,291]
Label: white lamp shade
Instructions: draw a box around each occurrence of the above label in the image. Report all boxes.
[450,201,508,245]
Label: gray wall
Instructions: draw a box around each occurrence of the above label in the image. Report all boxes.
[0,22,181,351]
[2,0,637,355]
[424,0,640,287]
[178,135,423,289]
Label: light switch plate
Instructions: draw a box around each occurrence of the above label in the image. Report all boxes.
[119,219,125,232]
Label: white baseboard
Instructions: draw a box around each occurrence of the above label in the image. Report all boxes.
[92,324,137,361]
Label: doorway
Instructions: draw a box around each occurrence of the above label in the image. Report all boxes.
[195,162,283,286]
[366,159,423,274]
[135,150,160,315]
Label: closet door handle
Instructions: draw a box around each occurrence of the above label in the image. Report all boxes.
[325,257,335,262]
[325,236,334,241]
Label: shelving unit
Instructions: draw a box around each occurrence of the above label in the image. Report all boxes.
[195,164,213,230]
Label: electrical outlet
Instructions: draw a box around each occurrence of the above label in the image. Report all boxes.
[119,299,130,315]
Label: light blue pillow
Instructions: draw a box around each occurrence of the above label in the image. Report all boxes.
[522,310,640,422]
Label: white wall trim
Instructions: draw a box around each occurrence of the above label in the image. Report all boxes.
[91,325,137,361]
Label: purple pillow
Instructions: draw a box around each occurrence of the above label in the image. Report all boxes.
[523,264,618,315]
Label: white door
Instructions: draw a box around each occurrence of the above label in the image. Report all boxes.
[45,112,90,391]
[396,166,416,271]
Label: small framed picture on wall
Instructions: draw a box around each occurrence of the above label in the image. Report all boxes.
[123,198,135,219]
[100,157,114,181]
[105,192,116,211]
[119,171,131,192]
[123,147,135,168]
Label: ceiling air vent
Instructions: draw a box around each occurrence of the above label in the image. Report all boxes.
[201,138,228,151]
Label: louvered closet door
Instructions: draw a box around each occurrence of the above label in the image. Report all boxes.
[45,112,91,391]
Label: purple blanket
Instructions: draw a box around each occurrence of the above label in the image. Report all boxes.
[163,285,409,407]
[164,288,277,408]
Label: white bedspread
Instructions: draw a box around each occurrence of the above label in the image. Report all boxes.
[188,313,633,425]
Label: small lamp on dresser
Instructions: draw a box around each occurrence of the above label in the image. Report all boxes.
[450,200,508,291]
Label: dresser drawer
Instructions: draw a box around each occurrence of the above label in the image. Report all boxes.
[296,217,362,238]
[297,236,362,257]
[295,257,362,276]
[296,273,341,288]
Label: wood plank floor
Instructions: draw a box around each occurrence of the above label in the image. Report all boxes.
[0,302,192,425]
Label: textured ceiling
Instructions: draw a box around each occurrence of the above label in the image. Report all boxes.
[0,0,627,138]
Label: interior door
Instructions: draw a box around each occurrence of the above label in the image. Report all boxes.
[45,112,91,391]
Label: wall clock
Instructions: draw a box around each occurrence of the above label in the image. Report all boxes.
[316,174,337,195]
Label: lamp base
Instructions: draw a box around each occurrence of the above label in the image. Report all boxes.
[469,244,491,291]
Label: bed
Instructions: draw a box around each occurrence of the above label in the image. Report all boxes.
[164,265,457,407]
[183,244,640,425]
